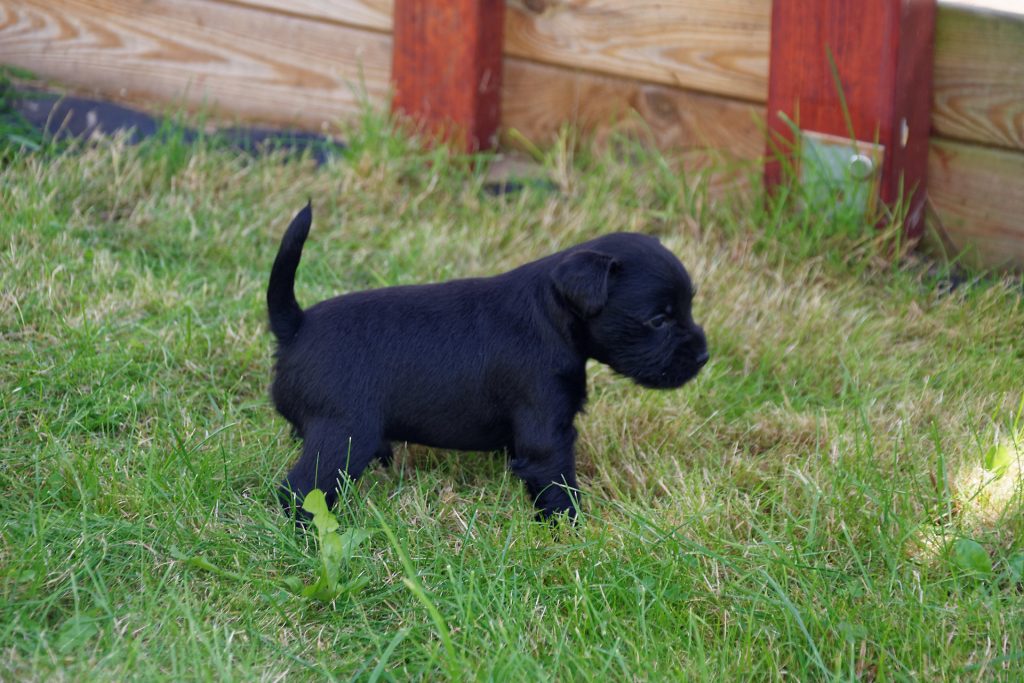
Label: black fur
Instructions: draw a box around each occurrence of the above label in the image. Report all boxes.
[268,205,708,521]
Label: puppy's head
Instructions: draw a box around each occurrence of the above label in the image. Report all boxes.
[552,233,708,389]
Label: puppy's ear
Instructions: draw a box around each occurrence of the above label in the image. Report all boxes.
[551,251,618,317]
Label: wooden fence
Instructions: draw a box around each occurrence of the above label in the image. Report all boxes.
[1,1,1021,267]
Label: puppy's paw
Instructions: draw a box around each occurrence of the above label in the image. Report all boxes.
[535,507,580,527]
[534,493,581,526]
[522,477,582,526]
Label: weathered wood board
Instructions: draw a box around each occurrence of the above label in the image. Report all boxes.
[927,138,1024,268]
[230,0,772,103]
[503,0,770,103]
[503,58,763,158]
[932,3,1024,151]
[0,0,392,131]
[227,0,392,33]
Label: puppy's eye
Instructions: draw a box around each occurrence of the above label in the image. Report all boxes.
[647,314,671,329]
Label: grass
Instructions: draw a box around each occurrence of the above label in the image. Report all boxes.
[1,67,52,162]
[1,109,1023,682]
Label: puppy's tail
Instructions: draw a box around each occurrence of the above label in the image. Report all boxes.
[267,202,312,343]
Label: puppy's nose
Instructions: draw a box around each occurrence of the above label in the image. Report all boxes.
[695,350,710,367]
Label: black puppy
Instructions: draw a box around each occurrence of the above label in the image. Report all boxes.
[268,204,708,520]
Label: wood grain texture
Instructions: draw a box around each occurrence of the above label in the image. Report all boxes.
[392,0,504,151]
[140,1,1023,157]
[0,0,392,130]
[928,138,1024,268]
[221,1,772,103]
[503,57,763,158]
[932,3,1024,151]
[504,0,770,102]
[226,0,392,33]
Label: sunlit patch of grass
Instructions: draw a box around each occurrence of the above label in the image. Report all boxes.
[958,447,1022,529]
[957,404,1024,535]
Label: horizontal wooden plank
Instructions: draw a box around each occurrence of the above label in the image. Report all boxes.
[502,0,770,103]
[226,0,391,33]
[503,57,763,158]
[927,138,1024,268]
[932,2,1024,151]
[0,0,392,130]
[224,0,772,104]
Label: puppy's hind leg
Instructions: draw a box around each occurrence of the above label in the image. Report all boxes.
[279,418,382,518]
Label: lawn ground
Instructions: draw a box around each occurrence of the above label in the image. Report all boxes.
[1,113,1023,681]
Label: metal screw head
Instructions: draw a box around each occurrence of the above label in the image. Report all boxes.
[849,153,875,180]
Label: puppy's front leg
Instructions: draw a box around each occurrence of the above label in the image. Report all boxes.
[510,413,580,520]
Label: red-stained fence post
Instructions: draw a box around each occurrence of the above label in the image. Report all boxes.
[392,0,505,152]
[765,0,936,237]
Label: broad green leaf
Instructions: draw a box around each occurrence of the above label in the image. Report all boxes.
[340,575,370,595]
[312,586,340,602]
[1007,553,1024,582]
[303,489,340,535]
[281,576,305,595]
[286,490,371,603]
[186,556,220,573]
[337,528,372,562]
[321,532,344,589]
[951,538,992,575]
[301,573,336,602]
[301,489,328,517]
[983,444,1013,476]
